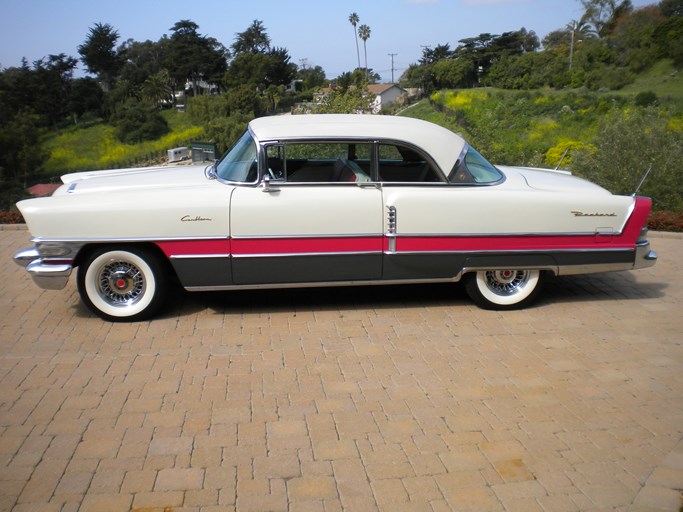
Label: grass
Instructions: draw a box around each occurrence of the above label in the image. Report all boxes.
[41,109,205,178]
[619,59,683,105]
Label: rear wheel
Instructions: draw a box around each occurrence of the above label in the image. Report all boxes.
[77,246,167,322]
[465,269,544,310]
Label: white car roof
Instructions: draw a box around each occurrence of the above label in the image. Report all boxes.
[248,114,465,175]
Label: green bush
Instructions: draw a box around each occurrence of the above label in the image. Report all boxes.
[635,91,658,107]
[110,100,170,144]
[571,107,683,211]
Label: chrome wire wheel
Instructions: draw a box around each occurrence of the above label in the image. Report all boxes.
[483,270,533,296]
[96,259,146,307]
[465,269,544,310]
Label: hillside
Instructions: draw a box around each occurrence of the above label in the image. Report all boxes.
[400,84,682,215]
[41,110,205,178]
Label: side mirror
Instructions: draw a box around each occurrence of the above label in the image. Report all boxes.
[261,174,272,193]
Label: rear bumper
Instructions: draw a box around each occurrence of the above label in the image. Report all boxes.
[634,240,657,270]
[13,247,73,290]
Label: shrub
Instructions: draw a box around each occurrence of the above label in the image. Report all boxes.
[648,211,683,232]
[110,100,170,144]
[635,91,658,107]
[571,107,683,211]
[0,210,24,224]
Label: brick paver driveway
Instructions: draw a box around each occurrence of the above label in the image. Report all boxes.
[1,227,681,512]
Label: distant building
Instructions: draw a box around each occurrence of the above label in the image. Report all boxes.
[312,83,408,113]
[367,84,407,113]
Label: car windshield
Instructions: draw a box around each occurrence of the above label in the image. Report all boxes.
[215,131,258,182]
[449,145,504,184]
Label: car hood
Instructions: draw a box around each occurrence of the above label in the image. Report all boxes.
[497,165,611,195]
[56,164,213,195]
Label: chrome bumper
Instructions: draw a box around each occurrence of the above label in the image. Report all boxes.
[634,241,657,270]
[13,247,73,290]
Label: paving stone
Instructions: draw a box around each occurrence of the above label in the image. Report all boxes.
[1,230,682,511]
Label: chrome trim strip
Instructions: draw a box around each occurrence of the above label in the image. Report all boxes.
[231,251,381,259]
[30,235,229,244]
[390,247,635,256]
[389,231,625,238]
[230,233,383,240]
[170,254,231,259]
[185,276,461,292]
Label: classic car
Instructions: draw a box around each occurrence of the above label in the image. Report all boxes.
[13,114,657,321]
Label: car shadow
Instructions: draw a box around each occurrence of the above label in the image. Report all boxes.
[161,271,667,319]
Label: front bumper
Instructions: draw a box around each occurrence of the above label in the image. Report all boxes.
[13,247,73,290]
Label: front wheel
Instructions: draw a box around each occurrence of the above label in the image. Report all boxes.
[77,246,167,322]
[464,269,544,310]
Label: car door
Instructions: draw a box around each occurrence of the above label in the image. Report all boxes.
[230,141,383,285]
[375,142,469,281]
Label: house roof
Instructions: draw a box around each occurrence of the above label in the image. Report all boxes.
[27,184,61,197]
[367,84,406,95]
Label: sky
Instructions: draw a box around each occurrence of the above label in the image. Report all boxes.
[0,0,658,83]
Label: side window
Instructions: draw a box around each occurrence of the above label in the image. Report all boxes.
[266,143,372,183]
[378,144,443,183]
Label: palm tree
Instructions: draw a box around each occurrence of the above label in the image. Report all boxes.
[142,70,173,108]
[349,13,361,70]
[358,24,371,81]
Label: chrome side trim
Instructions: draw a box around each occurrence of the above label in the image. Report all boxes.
[170,254,231,259]
[185,276,461,292]
[30,235,228,243]
[393,247,635,256]
[230,233,382,240]
[231,251,381,259]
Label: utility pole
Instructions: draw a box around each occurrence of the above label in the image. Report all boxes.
[569,22,576,69]
[388,53,398,83]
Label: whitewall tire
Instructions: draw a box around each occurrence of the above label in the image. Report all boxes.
[77,246,167,322]
[465,269,544,310]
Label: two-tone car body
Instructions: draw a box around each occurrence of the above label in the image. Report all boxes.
[14,114,657,321]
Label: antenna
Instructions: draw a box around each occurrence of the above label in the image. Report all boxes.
[631,165,652,196]
[554,148,570,170]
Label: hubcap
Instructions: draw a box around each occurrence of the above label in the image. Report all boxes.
[97,260,145,307]
[484,270,530,296]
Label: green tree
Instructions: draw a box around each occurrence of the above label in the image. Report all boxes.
[78,23,122,90]
[231,20,271,55]
[349,13,361,70]
[611,6,665,72]
[580,0,634,37]
[316,87,374,114]
[431,59,474,89]
[659,0,683,16]
[68,77,104,121]
[298,65,327,90]
[32,54,79,127]
[572,107,682,211]
[141,70,173,108]
[110,99,169,143]
[165,20,228,96]
[118,39,167,86]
